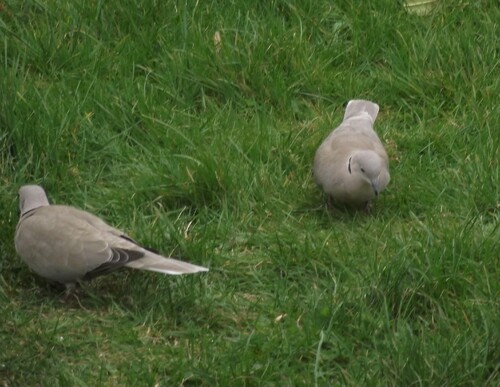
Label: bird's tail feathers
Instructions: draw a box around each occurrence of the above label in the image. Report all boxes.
[344,100,379,123]
[125,253,209,275]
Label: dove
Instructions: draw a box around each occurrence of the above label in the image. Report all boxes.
[313,99,390,210]
[15,185,208,290]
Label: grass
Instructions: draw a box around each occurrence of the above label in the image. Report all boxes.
[0,0,498,385]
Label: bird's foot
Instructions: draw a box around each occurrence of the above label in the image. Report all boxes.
[60,283,85,308]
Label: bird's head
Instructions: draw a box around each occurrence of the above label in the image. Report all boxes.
[19,185,50,216]
[347,151,389,197]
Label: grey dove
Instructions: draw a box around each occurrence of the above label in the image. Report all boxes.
[313,100,390,209]
[15,185,208,289]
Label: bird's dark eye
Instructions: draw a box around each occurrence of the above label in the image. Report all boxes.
[360,168,365,173]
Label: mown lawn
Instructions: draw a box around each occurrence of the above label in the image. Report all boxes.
[0,0,498,385]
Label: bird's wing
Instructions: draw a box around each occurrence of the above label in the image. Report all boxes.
[15,206,143,283]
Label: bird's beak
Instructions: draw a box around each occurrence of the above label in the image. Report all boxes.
[371,181,378,196]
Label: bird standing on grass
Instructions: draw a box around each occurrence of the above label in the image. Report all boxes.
[15,185,208,291]
[313,99,390,211]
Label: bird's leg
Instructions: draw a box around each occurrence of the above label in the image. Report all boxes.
[64,282,77,295]
[61,282,83,306]
[363,201,372,213]
[326,194,336,209]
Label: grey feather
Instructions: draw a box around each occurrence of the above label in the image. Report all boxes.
[313,100,390,208]
[15,185,208,287]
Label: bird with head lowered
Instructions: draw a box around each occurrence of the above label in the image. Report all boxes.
[313,99,390,211]
[15,185,208,292]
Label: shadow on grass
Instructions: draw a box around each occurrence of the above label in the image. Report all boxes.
[5,269,213,324]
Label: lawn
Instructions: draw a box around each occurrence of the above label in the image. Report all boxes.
[0,0,498,385]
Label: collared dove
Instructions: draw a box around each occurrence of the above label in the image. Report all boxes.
[15,185,208,289]
[313,100,390,209]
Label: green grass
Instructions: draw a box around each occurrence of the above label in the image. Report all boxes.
[1,0,498,385]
